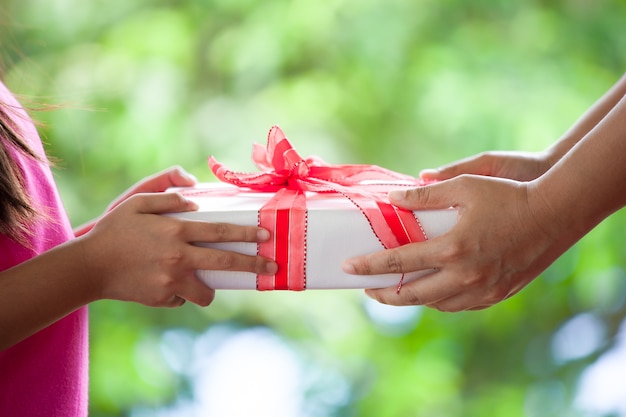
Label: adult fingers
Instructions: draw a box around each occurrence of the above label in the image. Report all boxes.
[342,238,442,276]
[388,178,463,211]
[419,154,492,181]
[366,268,527,310]
[363,269,462,307]
[425,285,511,312]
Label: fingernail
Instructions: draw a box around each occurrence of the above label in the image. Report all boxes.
[419,168,439,176]
[342,261,356,274]
[257,228,271,241]
[388,190,406,202]
[266,262,278,274]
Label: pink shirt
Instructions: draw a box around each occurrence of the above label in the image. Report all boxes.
[0,82,88,416]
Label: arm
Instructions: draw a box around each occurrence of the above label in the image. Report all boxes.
[543,71,626,166]
[343,89,626,311]
[1,192,277,351]
[420,72,626,182]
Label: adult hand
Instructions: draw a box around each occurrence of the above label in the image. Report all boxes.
[343,175,565,311]
[420,150,552,182]
[79,192,277,308]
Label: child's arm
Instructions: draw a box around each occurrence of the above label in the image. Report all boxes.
[1,192,276,350]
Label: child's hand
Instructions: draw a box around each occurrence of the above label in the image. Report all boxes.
[106,166,198,210]
[75,166,198,236]
[79,192,277,308]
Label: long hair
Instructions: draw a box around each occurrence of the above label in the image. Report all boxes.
[0,12,44,244]
[0,101,41,245]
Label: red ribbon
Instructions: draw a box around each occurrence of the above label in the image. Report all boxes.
[209,126,429,291]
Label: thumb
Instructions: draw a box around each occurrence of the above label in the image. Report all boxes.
[141,166,197,193]
[388,182,454,210]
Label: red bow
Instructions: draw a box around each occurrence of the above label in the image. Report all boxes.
[209,126,428,290]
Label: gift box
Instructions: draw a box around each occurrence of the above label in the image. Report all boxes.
[169,126,457,291]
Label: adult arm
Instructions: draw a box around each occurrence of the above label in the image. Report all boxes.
[420,72,626,182]
[343,93,626,311]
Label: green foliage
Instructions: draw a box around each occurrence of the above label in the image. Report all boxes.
[1,0,625,415]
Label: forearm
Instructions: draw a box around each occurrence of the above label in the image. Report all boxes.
[546,72,626,165]
[531,93,626,243]
[0,237,97,350]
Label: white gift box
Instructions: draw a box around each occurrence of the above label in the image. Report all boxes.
[168,183,457,290]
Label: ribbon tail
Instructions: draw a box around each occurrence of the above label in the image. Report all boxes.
[257,189,307,291]
[337,189,427,249]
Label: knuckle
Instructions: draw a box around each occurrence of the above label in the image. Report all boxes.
[161,220,186,239]
[406,186,430,204]
[162,249,185,266]
[440,240,466,262]
[152,277,177,305]
[400,286,424,305]
[212,223,230,241]
[352,260,372,275]
[169,192,187,205]
[360,262,373,275]
[122,194,144,210]
[366,289,386,304]
[147,192,186,212]
[215,253,235,270]
[385,252,404,273]
[460,272,484,289]
[455,174,474,188]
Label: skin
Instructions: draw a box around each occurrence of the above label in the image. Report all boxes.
[343,72,626,311]
[1,166,278,350]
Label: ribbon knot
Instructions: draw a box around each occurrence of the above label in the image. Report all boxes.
[208,125,429,291]
[270,155,311,189]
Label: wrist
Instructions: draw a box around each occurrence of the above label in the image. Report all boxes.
[74,235,105,303]
[542,138,573,170]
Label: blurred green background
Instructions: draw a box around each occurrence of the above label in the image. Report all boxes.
[2,0,626,416]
